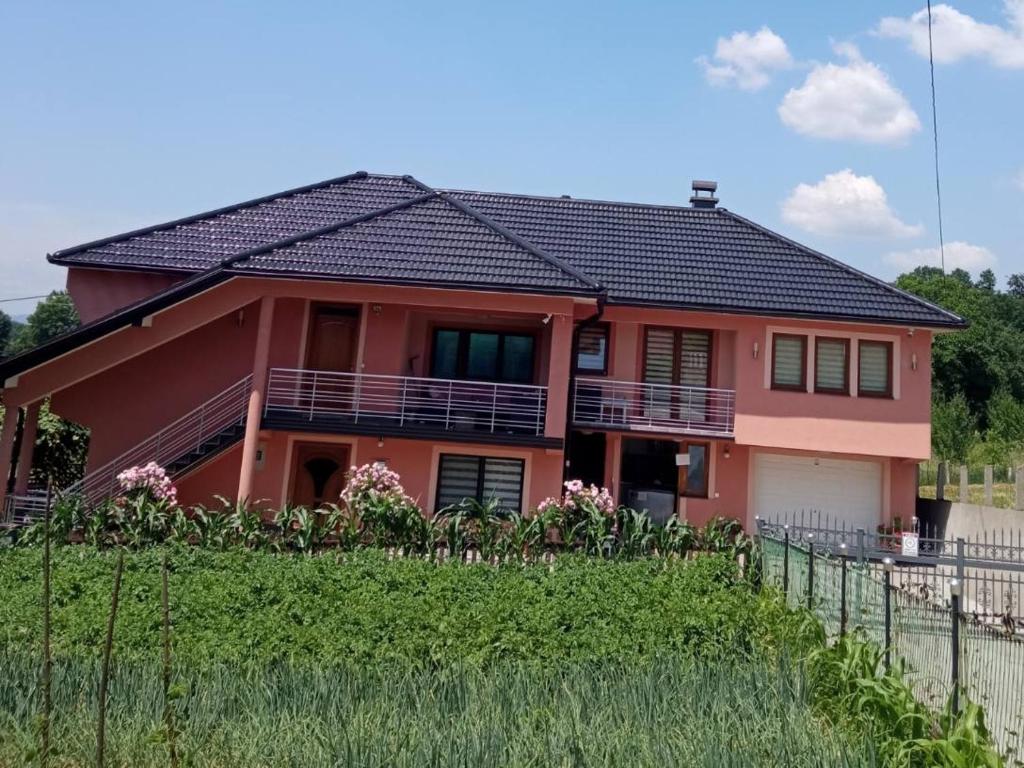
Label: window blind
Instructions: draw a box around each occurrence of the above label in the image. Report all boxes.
[772,335,805,389]
[815,339,847,392]
[436,454,525,512]
[576,325,608,372]
[859,342,891,396]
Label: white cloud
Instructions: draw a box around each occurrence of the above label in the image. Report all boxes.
[877,1,1024,69]
[781,169,924,238]
[778,43,921,144]
[696,27,793,91]
[885,241,997,273]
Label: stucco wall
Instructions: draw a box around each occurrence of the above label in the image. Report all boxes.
[67,267,182,322]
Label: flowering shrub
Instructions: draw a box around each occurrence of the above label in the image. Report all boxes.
[537,480,615,521]
[116,461,178,505]
[341,463,414,510]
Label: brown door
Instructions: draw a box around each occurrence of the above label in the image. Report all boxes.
[306,307,359,372]
[289,443,350,508]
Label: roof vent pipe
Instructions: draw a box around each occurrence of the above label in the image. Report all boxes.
[690,180,719,209]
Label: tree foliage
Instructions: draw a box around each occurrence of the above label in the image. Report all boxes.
[5,291,79,356]
[897,268,1024,464]
[0,310,12,355]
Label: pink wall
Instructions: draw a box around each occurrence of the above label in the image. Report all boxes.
[67,267,181,322]
[602,306,933,461]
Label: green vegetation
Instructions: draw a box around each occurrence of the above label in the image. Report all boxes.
[896,267,1024,466]
[0,548,781,667]
[0,653,871,768]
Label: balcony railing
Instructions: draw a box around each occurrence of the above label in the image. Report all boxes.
[265,368,548,436]
[572,377,735,437]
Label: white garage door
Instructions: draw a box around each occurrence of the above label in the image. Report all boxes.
[753,453,882,531]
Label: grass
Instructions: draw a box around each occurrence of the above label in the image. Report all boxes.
[918,483,1017,508]
[0,652,875,768]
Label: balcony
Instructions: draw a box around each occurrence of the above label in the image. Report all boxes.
[571,377,735,438]
[263,368,555,446]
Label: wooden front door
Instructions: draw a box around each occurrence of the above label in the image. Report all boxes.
[290,443,350,508]
[306,307,359,372]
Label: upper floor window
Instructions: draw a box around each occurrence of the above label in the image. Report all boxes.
[858,340,893,398]
[771,334,806,391]
[814,337,849,394]
[575,323,609,374]
[430,328,535,384]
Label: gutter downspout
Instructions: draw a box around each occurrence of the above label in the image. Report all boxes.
[562,292,607,485]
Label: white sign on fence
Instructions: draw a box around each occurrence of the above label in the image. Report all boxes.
[901,532,919,558]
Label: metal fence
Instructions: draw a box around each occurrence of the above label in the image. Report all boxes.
[757,516,1024,761]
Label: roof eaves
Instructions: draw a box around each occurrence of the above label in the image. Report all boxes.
[403,175,604,292]
[716,208,968,329]
[48,170,372,264]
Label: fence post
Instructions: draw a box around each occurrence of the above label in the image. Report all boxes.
[782,525,790,600]
[984,465,993,507]
[936,461,946,501]
[882,557,894,672]
[839,542,848,637]
[950,578,962,716]
[806,533,815,611]
[1016,466,1024,512]
[856,527,866,564]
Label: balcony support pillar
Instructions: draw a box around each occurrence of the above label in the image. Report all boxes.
[545,314,573,439]
[0,403,20,513]
[237,296,275,503]
[14,400,41,494]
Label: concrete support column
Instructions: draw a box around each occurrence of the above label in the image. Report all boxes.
[1016,466,1024,512]
[544,314,573,439]
[983,465,993,507]
[237,296,276,503]
[14,401,41,494]
[0,407,20,513]
[959,465,970,504]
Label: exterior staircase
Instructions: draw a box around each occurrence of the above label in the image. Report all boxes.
[2,375,253,525]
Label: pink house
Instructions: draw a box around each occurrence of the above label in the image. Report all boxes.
[0,173,964,531]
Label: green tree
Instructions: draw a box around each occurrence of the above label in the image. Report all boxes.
[931,394,976,463]
[6,291,79,355]
[0,310,11,356]
[985,389,1024,462]
[1009,273,1024,298]
[976,268,996,292]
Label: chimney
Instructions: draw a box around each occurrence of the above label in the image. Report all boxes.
[690,180,718,209]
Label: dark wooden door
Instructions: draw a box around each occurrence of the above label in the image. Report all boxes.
[306,307,359,372]
[290,443,350,508]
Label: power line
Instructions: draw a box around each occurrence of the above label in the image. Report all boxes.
[0,294,49,304]
[926,0,946,273]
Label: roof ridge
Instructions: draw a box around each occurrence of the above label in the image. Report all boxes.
[222,191,438,268]
[444,186,712,214]
[48,170,375,262]
[404,176,604,292]
[716,209,966,327]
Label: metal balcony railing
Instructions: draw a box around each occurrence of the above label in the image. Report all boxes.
[572,376,735,437]
[265,368,548,436]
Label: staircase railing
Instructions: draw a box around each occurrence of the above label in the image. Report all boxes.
[63,374,254,504]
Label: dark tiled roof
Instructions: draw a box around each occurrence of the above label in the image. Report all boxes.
[49,172,964,327]
[448,190,962,327]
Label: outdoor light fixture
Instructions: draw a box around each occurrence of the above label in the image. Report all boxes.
[949,578,962,597]
[371,304,383,315]
[377,436,384,448]
[723,445,731,459]
[882,556,895,573]
[752,341,759,359]
[838,542,848,555]
[911,352,918,371]
[542,313,553,325]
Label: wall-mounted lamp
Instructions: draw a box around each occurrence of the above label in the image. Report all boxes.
[542,313,553,325]
[911,352,918,372]
[723,445,731,459]
[752,341,760,359]
[376,436,385,448]
[371,304,383,315]
[236,309,245,327]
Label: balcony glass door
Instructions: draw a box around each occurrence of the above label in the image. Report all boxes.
[642,328,712,425]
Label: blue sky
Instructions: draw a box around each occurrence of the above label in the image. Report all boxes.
[1,1,1022,316]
